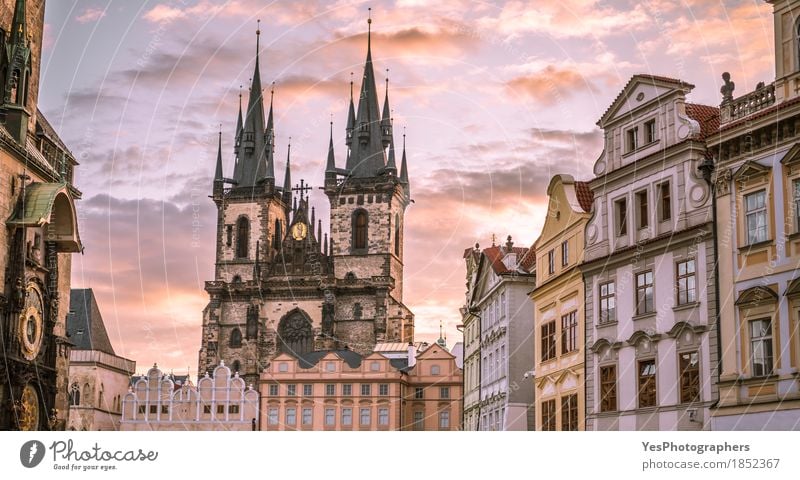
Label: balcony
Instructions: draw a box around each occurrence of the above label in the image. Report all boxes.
[721,82,775,124]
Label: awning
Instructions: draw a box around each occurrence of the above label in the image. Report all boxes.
[7,182,82,253]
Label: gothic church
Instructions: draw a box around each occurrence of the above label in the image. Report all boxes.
[198,17,414,384]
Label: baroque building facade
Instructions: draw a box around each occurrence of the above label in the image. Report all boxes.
[260,342,462,431]
[583,75,719,430]
[708,0,800,430]
[198,18,414,386]
[460,238,535,430]
[66,289,135,431]
[0,0,82,431]
[531,175,592,430]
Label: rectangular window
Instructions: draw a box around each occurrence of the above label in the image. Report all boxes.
[658,182,671,221]
[638,359,657,408]
[286,407,296,425]
[378,408,389,426]
[286,384,296,396]
[161,405,169,415]
[216,405,225,414]
[302,407,312,425]
[229,404,239,414]
[745,190,768,244]
[626,126,639,152]
[226,225,233,247]
[645,119,656,144]
[561,394,578,431]
[794,180,800,232]
[599,365,617,412]
[750,319,774,377]
[679,351,700,403]
[541,321,556,361]
[268,384,279,396]
[325,408,335,426]
[325,384,335,396]
[379,384,389,396]
[342,408,352,426]
[635,190,649,229]
[413,411,424,431]
[360,408,371,425]
[440,387,450,399]
[636,271,654,315]
[303,384,313,396]
[150,405,157,414]
[360,384,371,396]
[541,399,556,431]
[325,362,336,372]
[561,311,578,354]
[548,249,555,274]
[676,259,696,305]
[599,282,616,324]
[414,387,424,399]
[439,411,450,430]
[202,405,211,414]
[138,405,146,415]
[268,408,278,425]
[615,198,628,236]
[342,384,352,396]
[561,240,569,267]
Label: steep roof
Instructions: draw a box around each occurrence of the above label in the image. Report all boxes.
[518,242,537,272]
[66,288,115,355]
[482,245,529,275]
[574,181,594,213]
[685,103,720,140]
[294,350,363,369]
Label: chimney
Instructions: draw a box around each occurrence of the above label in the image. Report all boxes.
[407,342,417,368]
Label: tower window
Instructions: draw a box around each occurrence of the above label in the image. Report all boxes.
[236,217,250,258]
[394,214,400,256]
[226,225,233,247]
[353,210,368,251]
[274,220,282,249]
[230,328,242,348]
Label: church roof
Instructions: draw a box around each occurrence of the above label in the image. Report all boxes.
[66,288,115,355]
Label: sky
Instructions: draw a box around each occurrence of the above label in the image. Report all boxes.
[37,0,775,375]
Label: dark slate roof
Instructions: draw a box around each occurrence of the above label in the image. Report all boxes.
[389,358,410,372]
[35,108,74,157]
[130,373,189,389]
[575,181,594,213]
[66,288,115,355]
[295,350,364,369]
[685,103,720,140]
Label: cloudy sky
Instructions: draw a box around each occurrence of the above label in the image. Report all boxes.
[39,0,774,375]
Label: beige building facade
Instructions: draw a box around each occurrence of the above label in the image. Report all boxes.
[260,343,462,431]
[709,0,800,430]
[531,175,592,430]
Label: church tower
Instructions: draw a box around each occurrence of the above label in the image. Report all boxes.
[323,13,414,346]
[199,24,290,386]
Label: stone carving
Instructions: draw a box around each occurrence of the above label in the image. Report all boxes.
[720,72,735,103]
[713,167,732,197]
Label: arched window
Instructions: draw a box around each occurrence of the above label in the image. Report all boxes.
[353,210,368,250]
[69,383,80,406]
[394,214,401,256]
[230,328,242,348]
[274,219,282,249]
[232,360,241,374]
[83,383,91,407]
[278,309,314,355]
[236,217,250,258]
[98,383,105,408]
[246,305,258,340]
[232,275,242,283]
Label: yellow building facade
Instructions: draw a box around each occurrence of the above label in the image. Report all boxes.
[531,174,592,430]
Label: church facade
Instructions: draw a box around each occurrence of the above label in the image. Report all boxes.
[198,19,414,385]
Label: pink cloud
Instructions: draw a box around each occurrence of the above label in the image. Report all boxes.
[75,7,106,24]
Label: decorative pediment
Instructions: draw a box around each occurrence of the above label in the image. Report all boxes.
[779,143,800,168]
[735,285,779,305]
[597,75,693,128]
[785,277,800,297]
[732,160,771,183]
[626,330,662,346]
[588,337,622,353]
[666,321,708,338]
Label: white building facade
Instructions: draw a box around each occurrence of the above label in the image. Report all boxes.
[583,75,719,430]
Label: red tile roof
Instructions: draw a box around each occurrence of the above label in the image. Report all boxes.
[483,245,531,275]
[685,103,720,140]
[519,243,537,272]
[574,181,594,213]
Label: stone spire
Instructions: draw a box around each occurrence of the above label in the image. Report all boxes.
[346,74,356,147]
[385,127,397,175]
[400,131,410,196]
[381,74,393,148]
[214,128,224,182]
[236,21,269,187]
[260,84,276,182]
[347,9,386,177]
[326,121,337,173]
[282,139,292,209]
[3,0,31,143]
[232,88,243,181]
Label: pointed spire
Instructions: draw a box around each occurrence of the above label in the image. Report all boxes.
[283,139,291,189]
[266,83,275,142]
[311,206,316,229]
[326,120,337,173]
[237,20,269,186]
[347,9,386,176]
[11,0,27,48]
[346,73,356,147]
[381,72,392,148]
[317,219,322,246]
[214,127,224,182]
[385,122,397,175]
[324,233,329,256]
[400,130,409,183]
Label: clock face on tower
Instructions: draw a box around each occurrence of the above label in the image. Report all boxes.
[18,283,44,361]
[291,222,308,240]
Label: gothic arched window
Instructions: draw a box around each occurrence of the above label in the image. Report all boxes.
[69,383,80,406]
[274,219,282,249]
[230,328,242,348]
[353,210,368,250]
[83,383,91,407]
[246,305,258,340]
[278,309,314,355]
[236,217,250,258]
[232,360,241,374]
[394,214,401,256]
